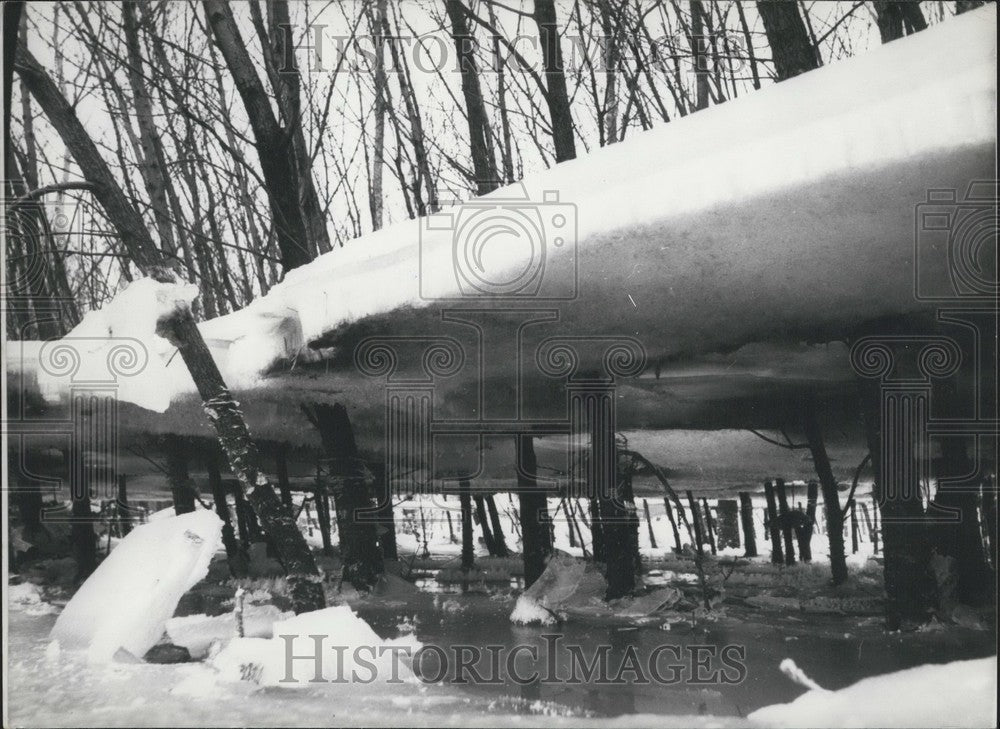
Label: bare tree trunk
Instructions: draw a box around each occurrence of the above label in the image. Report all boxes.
[445,0,500,194]
[385,3,438,213]
[203,0,313,271]
[15,44,325,613]
[533,0,577,162]
[642,499,658,549]
[774,478,795,564]
[589,497,606,561]
[756,1,819,81]
[165,435,197,515]
[121,1,176,255]
[739,492,757,557]
[702,497,718,555]
[803,409,848,585]
[275,444,294,515]
[302,403,383,590]
[872,1,928,43]
[797,480,818,561]
[956,1,985,14]
[763,480,784,563]
[716,499,740,550]
[474,493,498,555]
[265,0,331,255]
[517,435,552,587]
[690,0,711,110]
[460,479,475,571]
[207,446,247,576]
[485,495,509,556]
[663,496,682,552]
[687,491,705,556]
[368,0,388,229]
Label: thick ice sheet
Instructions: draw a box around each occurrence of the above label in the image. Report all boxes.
[50,510,223,661]
[8,6,996,412]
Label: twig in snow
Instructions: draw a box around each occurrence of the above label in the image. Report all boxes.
[779,658,828,692]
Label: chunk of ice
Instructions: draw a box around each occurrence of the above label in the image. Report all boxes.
[50,510,223,662]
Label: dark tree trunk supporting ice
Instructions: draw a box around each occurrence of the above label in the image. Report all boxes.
[739,492,757,557]
[589,497,606,561]
[485,495,509,557]
[459,478,475,571]
[275,444,293,516]
[664,497,682,553]
[474,494,498,556]
[207,448,246,576]
[687,491,705,556]
[774,479,795,565]
[642,499,658,549]
[702,498,718,555]
[372,463,398,561]
[716,499,740,550]
[861,394,936,628]
[763,480,783,564]
[803,409,848,585]
[303,402,383,591]
[165,434,197,515]
[517,435,552,587]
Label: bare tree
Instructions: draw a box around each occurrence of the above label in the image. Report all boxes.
[14,43,326,613]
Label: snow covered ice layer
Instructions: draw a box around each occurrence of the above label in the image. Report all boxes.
[7,5,996,413]
[208,605,421,686]
[50,510,223,662]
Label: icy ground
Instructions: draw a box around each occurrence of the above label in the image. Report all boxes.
[7,584,996,727]
[7,507,996,729]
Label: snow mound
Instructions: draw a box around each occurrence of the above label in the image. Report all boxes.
[165,604,293,659]
[749,656,997,728]
[34,277,198,413]
[50,510,223,662]
[208,605,421,686]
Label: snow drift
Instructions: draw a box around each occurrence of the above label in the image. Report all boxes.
[208,605,421,686]
[50,510,223,661]
[749,656,997,728]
